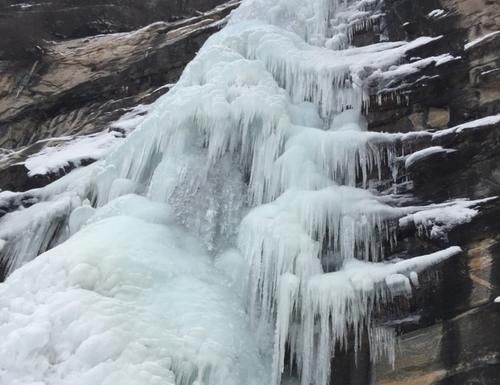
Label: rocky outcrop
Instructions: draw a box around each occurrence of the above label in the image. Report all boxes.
[362,0,500,384]
[0,0,228,44]
[0,0,238,191]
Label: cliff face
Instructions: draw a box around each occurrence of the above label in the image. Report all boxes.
[0,0,228,43]
[367,1,500,384]
[0,0,499,384]
[0,0,238,191]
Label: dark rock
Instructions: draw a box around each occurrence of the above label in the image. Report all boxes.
[0,0,229,46]
[366,1,500,384]
[406,121,500,201]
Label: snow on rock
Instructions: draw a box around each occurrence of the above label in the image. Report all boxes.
[405,146,456,168]
[428,9,446,18]
[399,198,496,240]
[369,55,442,82]
[465,31,500,50]
[24,132,122,176]
[435,54,461,66]
[109,104,152,132]
[23,104,153,177]
[368,51,459,89]
[433,113,500,138]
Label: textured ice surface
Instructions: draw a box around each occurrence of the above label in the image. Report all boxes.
[0,198,268,385]
[0,195,78,274]
[0,0,475,384]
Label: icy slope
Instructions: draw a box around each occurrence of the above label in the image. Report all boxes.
[0,196,268,385]
[0,0,482,384]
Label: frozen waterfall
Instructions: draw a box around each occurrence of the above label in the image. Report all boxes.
[0,0,465,385]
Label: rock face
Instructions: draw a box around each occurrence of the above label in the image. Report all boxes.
[363,1,500,384]
[0,0,238,191]
[0,0,228,43]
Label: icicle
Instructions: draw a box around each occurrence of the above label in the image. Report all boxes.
[369,326,396,368]
[272,273,300,385]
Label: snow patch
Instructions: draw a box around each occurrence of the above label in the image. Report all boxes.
[399,198,496,240]
[428,9,446,18]
[23,104,153,177]
[433,113,500,138]
[465,31,500,50]
[405,146,455,168]
[368,52,457,85]
[24,132,122,176]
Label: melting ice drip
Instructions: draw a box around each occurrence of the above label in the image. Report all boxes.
[0,0,463,384]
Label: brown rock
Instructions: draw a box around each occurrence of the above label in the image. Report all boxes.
[409,112,426,129]
[427,107,450,128]
[0,1,239,191]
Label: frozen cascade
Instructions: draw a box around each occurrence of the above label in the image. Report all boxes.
[0,196,76,273]
[0,0,469,385]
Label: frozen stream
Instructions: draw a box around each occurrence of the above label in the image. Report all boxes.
[0,0,466,384]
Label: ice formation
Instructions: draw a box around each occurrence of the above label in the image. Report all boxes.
[0,199,268,385]
[0,0,476,384]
